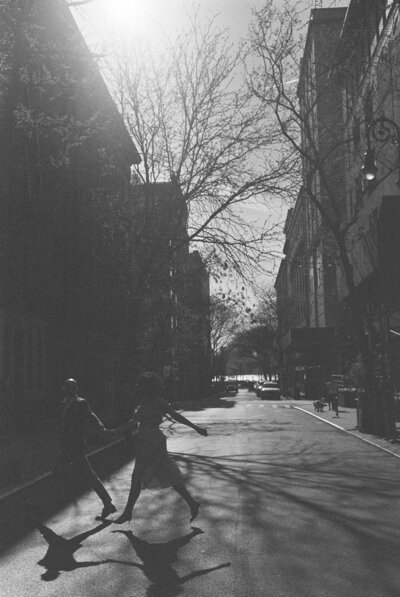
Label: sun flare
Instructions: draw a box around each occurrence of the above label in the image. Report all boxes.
[100,0,148,29]
[72,0,187,47]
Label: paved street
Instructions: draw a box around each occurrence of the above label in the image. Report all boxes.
[2,389,400,596]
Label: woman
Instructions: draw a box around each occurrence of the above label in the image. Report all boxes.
[114,371,208,524]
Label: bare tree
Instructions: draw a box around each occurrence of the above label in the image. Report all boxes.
[231,289,279,379]
[210,298,239,354]
[105,11,298,280]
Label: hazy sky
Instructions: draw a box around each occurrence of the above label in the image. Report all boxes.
[72,0,347,52]
[74,0,267,45]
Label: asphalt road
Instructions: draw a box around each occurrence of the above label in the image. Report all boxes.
[2,390,400,597]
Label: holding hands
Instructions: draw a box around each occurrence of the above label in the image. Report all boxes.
[101,417,137,438]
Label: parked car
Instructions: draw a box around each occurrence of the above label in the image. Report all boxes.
[225,380,238,394]
[259,381,281,400]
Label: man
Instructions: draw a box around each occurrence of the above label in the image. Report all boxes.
[326,378,339,414]
[54,379,116,520]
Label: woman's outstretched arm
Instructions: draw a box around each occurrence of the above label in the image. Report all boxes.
[161,399,207,436]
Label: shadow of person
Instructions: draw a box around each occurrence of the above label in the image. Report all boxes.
[36,520,112,581]
[113,527,231,597]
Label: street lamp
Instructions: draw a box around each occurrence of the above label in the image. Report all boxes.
[362,116,400,186]
[361,146,377,181]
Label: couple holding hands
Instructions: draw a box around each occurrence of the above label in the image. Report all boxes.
[56,372,208,524]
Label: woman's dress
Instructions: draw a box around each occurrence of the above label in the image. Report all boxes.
[134,397,182,490]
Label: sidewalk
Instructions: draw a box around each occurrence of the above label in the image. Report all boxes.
[293,401,400,459]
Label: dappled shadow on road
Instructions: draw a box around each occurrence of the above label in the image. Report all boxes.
[35,520,112,581]
[113,527,231,597]
[168,439,400,596]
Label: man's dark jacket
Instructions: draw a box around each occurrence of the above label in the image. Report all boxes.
[59,397,104,456]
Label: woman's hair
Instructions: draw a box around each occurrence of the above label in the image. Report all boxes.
[137,371,163,395]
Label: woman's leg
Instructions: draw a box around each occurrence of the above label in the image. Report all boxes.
[114,468,142,524]
[173,482,200,521]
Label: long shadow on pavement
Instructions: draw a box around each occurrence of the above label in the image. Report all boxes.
[35,520,113,581]
[33,520,230,595]
[0,438,134,552]
[113,527,231,597]
[168,441,400,596]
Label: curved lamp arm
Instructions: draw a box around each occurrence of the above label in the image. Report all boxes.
[362,116,400,186]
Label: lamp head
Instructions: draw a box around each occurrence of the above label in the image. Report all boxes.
[361,148,377,181]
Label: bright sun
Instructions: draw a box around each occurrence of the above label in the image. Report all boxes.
[73,0,187,47]
[100,0,147,28]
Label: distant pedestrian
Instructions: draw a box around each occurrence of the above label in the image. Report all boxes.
[332,394,339,417]
[53,379,117,520]
[326,378,339,415]
[114,371,208,525]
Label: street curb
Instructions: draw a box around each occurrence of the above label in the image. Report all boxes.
[293,406,400,460]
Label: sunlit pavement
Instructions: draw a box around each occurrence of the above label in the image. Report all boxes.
[2,389,400,596]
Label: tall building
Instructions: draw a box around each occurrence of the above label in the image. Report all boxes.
[275,1,400,422]
[334,0,400,393]
[0,0,212,431]
[275,8,347,399]
[0,0,141,429]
